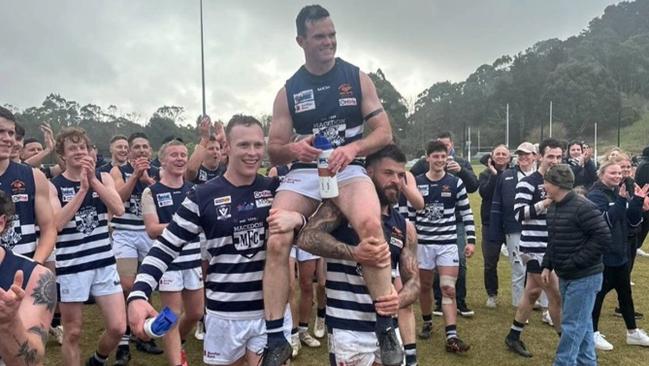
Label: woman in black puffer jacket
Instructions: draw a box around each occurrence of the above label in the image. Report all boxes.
[587,160,649,351]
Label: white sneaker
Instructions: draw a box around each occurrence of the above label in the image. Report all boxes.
[486,296,497,309]
[49,325,64,345]
[299,331,321,347]
[637,248,649,257]
[627,328,649,347]
[194,320,205,341]
[291,332,301,357]
[541,310,554,327]
[630,281,635,286]
[314,316,325,338]
[594,331,614,351]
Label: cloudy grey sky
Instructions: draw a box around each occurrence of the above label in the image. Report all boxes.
[0,0,620,125]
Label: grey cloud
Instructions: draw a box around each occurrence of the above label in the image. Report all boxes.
[1,0,619,123]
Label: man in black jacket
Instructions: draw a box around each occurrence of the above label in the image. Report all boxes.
[542,164,609,366]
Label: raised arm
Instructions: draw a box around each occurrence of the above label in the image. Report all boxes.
[185,117,212,182]
[397,221,420,308]
[32,169,56,264]
[400,171,424,210]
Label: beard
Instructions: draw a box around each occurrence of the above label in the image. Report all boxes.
[377,184,399,206]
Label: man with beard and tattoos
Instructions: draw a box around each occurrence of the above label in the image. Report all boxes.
[297,144,420,366]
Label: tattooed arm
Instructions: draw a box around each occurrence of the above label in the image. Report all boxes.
[296,201,391,267]
[398,221,420,308]
[296,201,350,259]
[0,265,55,366]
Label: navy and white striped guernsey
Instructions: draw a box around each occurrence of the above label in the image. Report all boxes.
[111,163,159,231]
[326,206,406,332]
[52,173,114,276]
[130,175,279,320]
[0,161,37,258]
[146,182,201,271]
[514,171,548,254]
[285,58,364,168]
[193,165,225,185]
[409,173,476,245]
[395,193,410,220]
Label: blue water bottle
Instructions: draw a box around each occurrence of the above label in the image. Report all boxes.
[143,306,178,338]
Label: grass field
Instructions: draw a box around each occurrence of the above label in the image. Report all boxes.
[43,192,649,366]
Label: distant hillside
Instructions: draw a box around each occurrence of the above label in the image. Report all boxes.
[394,0,649,157]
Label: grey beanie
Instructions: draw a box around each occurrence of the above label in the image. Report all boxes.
[544,164,575,190]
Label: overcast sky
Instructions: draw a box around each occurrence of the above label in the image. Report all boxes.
[0,0,620,125]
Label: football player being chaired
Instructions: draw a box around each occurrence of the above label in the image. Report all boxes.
[263,5,397,365]
[141,139,205,366]
[110,132,163,362]
[49,128,127,366]
[0,106,56,264]
[297,144,421,366]
[127,115,304,366]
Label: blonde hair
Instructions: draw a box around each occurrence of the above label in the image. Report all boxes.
[158,139,187,162]
[597,159,620,177]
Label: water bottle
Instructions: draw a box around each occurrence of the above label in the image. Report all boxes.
[313,134,339,198]
[143,306,178,338]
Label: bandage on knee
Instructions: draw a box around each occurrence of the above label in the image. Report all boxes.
[439,275,457,305]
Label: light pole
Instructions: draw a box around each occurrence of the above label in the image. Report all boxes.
[200,0,207,116]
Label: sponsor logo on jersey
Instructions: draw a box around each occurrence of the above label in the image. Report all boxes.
[253,190,272,199]
[294,89,316,113]
[11,194,28,203]
[214,196,232,205]
[255,198,273,208]
[338,97,357,107]
[156,192,174,207]
[61,187,76,202]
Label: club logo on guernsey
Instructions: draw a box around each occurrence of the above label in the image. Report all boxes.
[441,184,452,198]
[425,202,445,221]
[156,192,173,207]
[294,89,315,113]
[233,221,264,258]
[75,207,99,235]
[128,196,142,216]
[0,215,22,248]
[313,119,346,147]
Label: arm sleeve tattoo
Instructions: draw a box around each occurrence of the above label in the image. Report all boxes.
[32,270,57,313]
[398,221,420,308]
[296,201,355,261]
